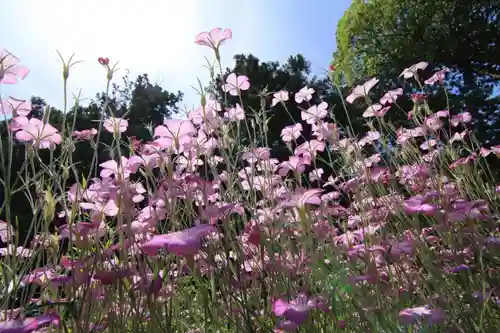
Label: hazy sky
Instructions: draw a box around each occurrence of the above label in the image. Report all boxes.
[0,0,351,113]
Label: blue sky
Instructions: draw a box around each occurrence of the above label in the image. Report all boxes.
[0,0,352,114]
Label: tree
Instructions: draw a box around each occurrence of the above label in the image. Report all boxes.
[333,0,500,144]
[213,54,362,156]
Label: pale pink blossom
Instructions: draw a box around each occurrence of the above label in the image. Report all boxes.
[272,90,289,106]
[280,123,302,143]
[224,104,245,121]
[295,86,315,103]
[346,77,379,104]
[103,117,128,134]
[194,28,232,50]
[0,97,31,117]
[379,88,403,105]
[309,168,324,182]
[400,61,428,79]
[424,67,450,85]
[363,103,391,118]
[450,112,472,127]
[223,73,250,96]
[0,49,29,84]
[14,118,62,149]
[301,102,328,124]
[73,128,98,141]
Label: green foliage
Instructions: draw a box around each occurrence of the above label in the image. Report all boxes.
[334,0,500,143]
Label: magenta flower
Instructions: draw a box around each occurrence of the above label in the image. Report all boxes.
[103,117,128,134]
[403,196,439,216]
[140,224,218,256]
[0,49,30,84]
[223,73,250,96]
[0,313,60,333]
[195,28,232,50]
[399,305,445,325]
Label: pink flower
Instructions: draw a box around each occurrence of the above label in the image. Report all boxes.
[379,88,403,105]
[272,294,326,326]
[0,220,14,243]
[400,61,428,79]
[362,103,391,118]
[399,305,445,325]
[282,188,323,208]
[99,156,142,179]
[98,57,110,65]
[403,196,439,216]
[450,112,472,127]
[294,86,315,103]
[14,118,62,149]
[103,117,128,134]
[280,123,302,143]
[0,49,30,84]
[346,77,379,104]
[424,67,450,85]
[278,156,311,176]
[301,102,328,124]
[0,97,31,117]
[154,118,196,150]
[224,104,245,121]
[140,224,218,256]
[272,90,289,106]
[72,128,98,140]
[194,28,232,50]
[0,313,60,333]
[223,73,250,96]
[309,168,324,182]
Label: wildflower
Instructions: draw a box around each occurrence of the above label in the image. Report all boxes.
[272,294,325,326]
[309,168,324,182]
[72,128,98,141]
[450,112,472,127]
[224,104,245,121]
[295,86,315,103]
[0,49,30,84]
[363,103,391,118]
[280,123,302,143]
[0,220,14,243]
[400,61,428,79]
[301,102,328,124]
[140,224,218,256]
[0,313,61,333]
[222,73,250,96]
[403,196,439,216]
[399,305,445,325]
[103,117,128,134]
[0,97,31,117]
[272,90,289,106]
[425,67,450,85]
[14,118,62,149]
[195,28,232,51]
[379,88,403,105]
[346,77,379,104]
[97,57,110,65]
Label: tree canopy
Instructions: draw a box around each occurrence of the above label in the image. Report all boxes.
[333,0,500,144]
